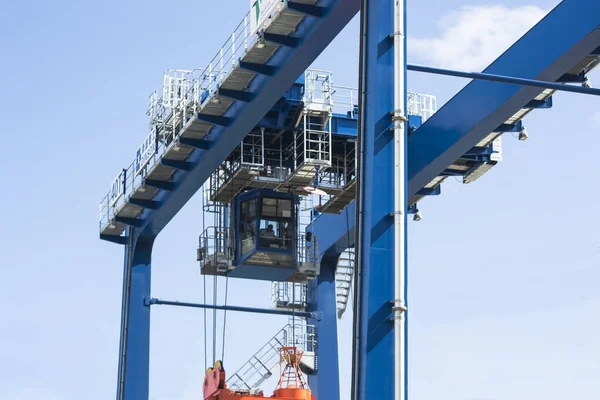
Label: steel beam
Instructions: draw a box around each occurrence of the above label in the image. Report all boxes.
[147,298,316,319]
[313,0,600,257]
[352,0,397,398]
[408,0,600,197]
[116,229,153,400]
[139,0,360,238]
[306,256,341,399]
[407,64,600,96]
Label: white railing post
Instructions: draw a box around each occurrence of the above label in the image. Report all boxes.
[232,32,236,67]
[220,48,224,83]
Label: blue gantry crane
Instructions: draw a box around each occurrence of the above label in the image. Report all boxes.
[98,0,600,399]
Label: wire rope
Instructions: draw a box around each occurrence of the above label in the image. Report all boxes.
[221,275,229,363]
[202,184,208,373]
[212,204,220,365]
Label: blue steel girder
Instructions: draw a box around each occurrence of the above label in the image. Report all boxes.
[116,228,153,400]
[306,255,341,399]
[312,0,600,256]
[408,0,600,196]
[351,0,404,397]
[111,0,361,239]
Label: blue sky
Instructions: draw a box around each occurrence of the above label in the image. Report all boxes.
[1,0,598,399]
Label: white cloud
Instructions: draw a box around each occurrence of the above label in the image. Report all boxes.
[409,5,548,70]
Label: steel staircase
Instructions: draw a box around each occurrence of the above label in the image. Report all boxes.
[226,326,287,392]
[226,320,316,392]
[334,248,355,318]
[271,247,355,319]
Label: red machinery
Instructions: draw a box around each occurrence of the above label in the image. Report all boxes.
[203,347,315,400]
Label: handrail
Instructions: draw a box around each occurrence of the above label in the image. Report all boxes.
[99,5,290,233]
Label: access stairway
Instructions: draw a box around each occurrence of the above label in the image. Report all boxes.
[271,247,355,318]
[226,321,316,392]
[335,248,355,318]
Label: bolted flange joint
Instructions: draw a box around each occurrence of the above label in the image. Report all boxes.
[390,110,408,122]
[390,300,407,320]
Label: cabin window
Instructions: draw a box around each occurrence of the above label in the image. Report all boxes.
[258,219,293,250]
[240,199,258,255]
[261,198,292,218]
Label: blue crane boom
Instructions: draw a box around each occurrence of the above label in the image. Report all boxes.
[100,0,360,242]
[311,0,600,257]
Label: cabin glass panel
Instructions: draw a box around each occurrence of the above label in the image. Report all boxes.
[258,197,293,250]
[240,198,258,255]
[232,189,298,282]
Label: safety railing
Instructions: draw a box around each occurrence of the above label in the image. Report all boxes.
[297,231,320,265]
[331,84,358,118]
[318,139,356,188]
[271,282,308,310]
[304,69,334,108]
[197,226,234,270]
[294,121,332,169]
[241,129,265,167]
[226,318,315,392]
[99,3,290,233]
[335,248,355,318]
[98,126,174,232]
[226,326,288,391]
[286,319,316,353]
[324,83,439,123]
[407,92,437,122]
[208,147,244,200]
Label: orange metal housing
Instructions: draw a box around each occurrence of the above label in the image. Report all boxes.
[207,389,313,400]
[272,388,314,400]
[203,347,315,400]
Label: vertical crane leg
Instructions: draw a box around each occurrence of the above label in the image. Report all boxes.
[116,228,154,400]
[352,0,401,398]
[306,256,340,400]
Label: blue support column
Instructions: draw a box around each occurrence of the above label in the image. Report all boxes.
[116,228,154,400]
[402,1,409,397]
[352,0,397,398]
[307,255,340,400]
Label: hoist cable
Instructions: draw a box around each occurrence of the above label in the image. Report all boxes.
[220,202,229,365]
[202,185,208,373]
[212,205,220,365]
[351,0,367,396]
[221,275,229,363]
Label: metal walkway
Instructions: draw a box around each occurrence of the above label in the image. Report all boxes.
[98,0,360,241]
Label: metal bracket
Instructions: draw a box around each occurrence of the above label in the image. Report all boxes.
[310,311,323,321]
[390,111,408,122]
[388,210,405,217]
[389,300,407,320]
